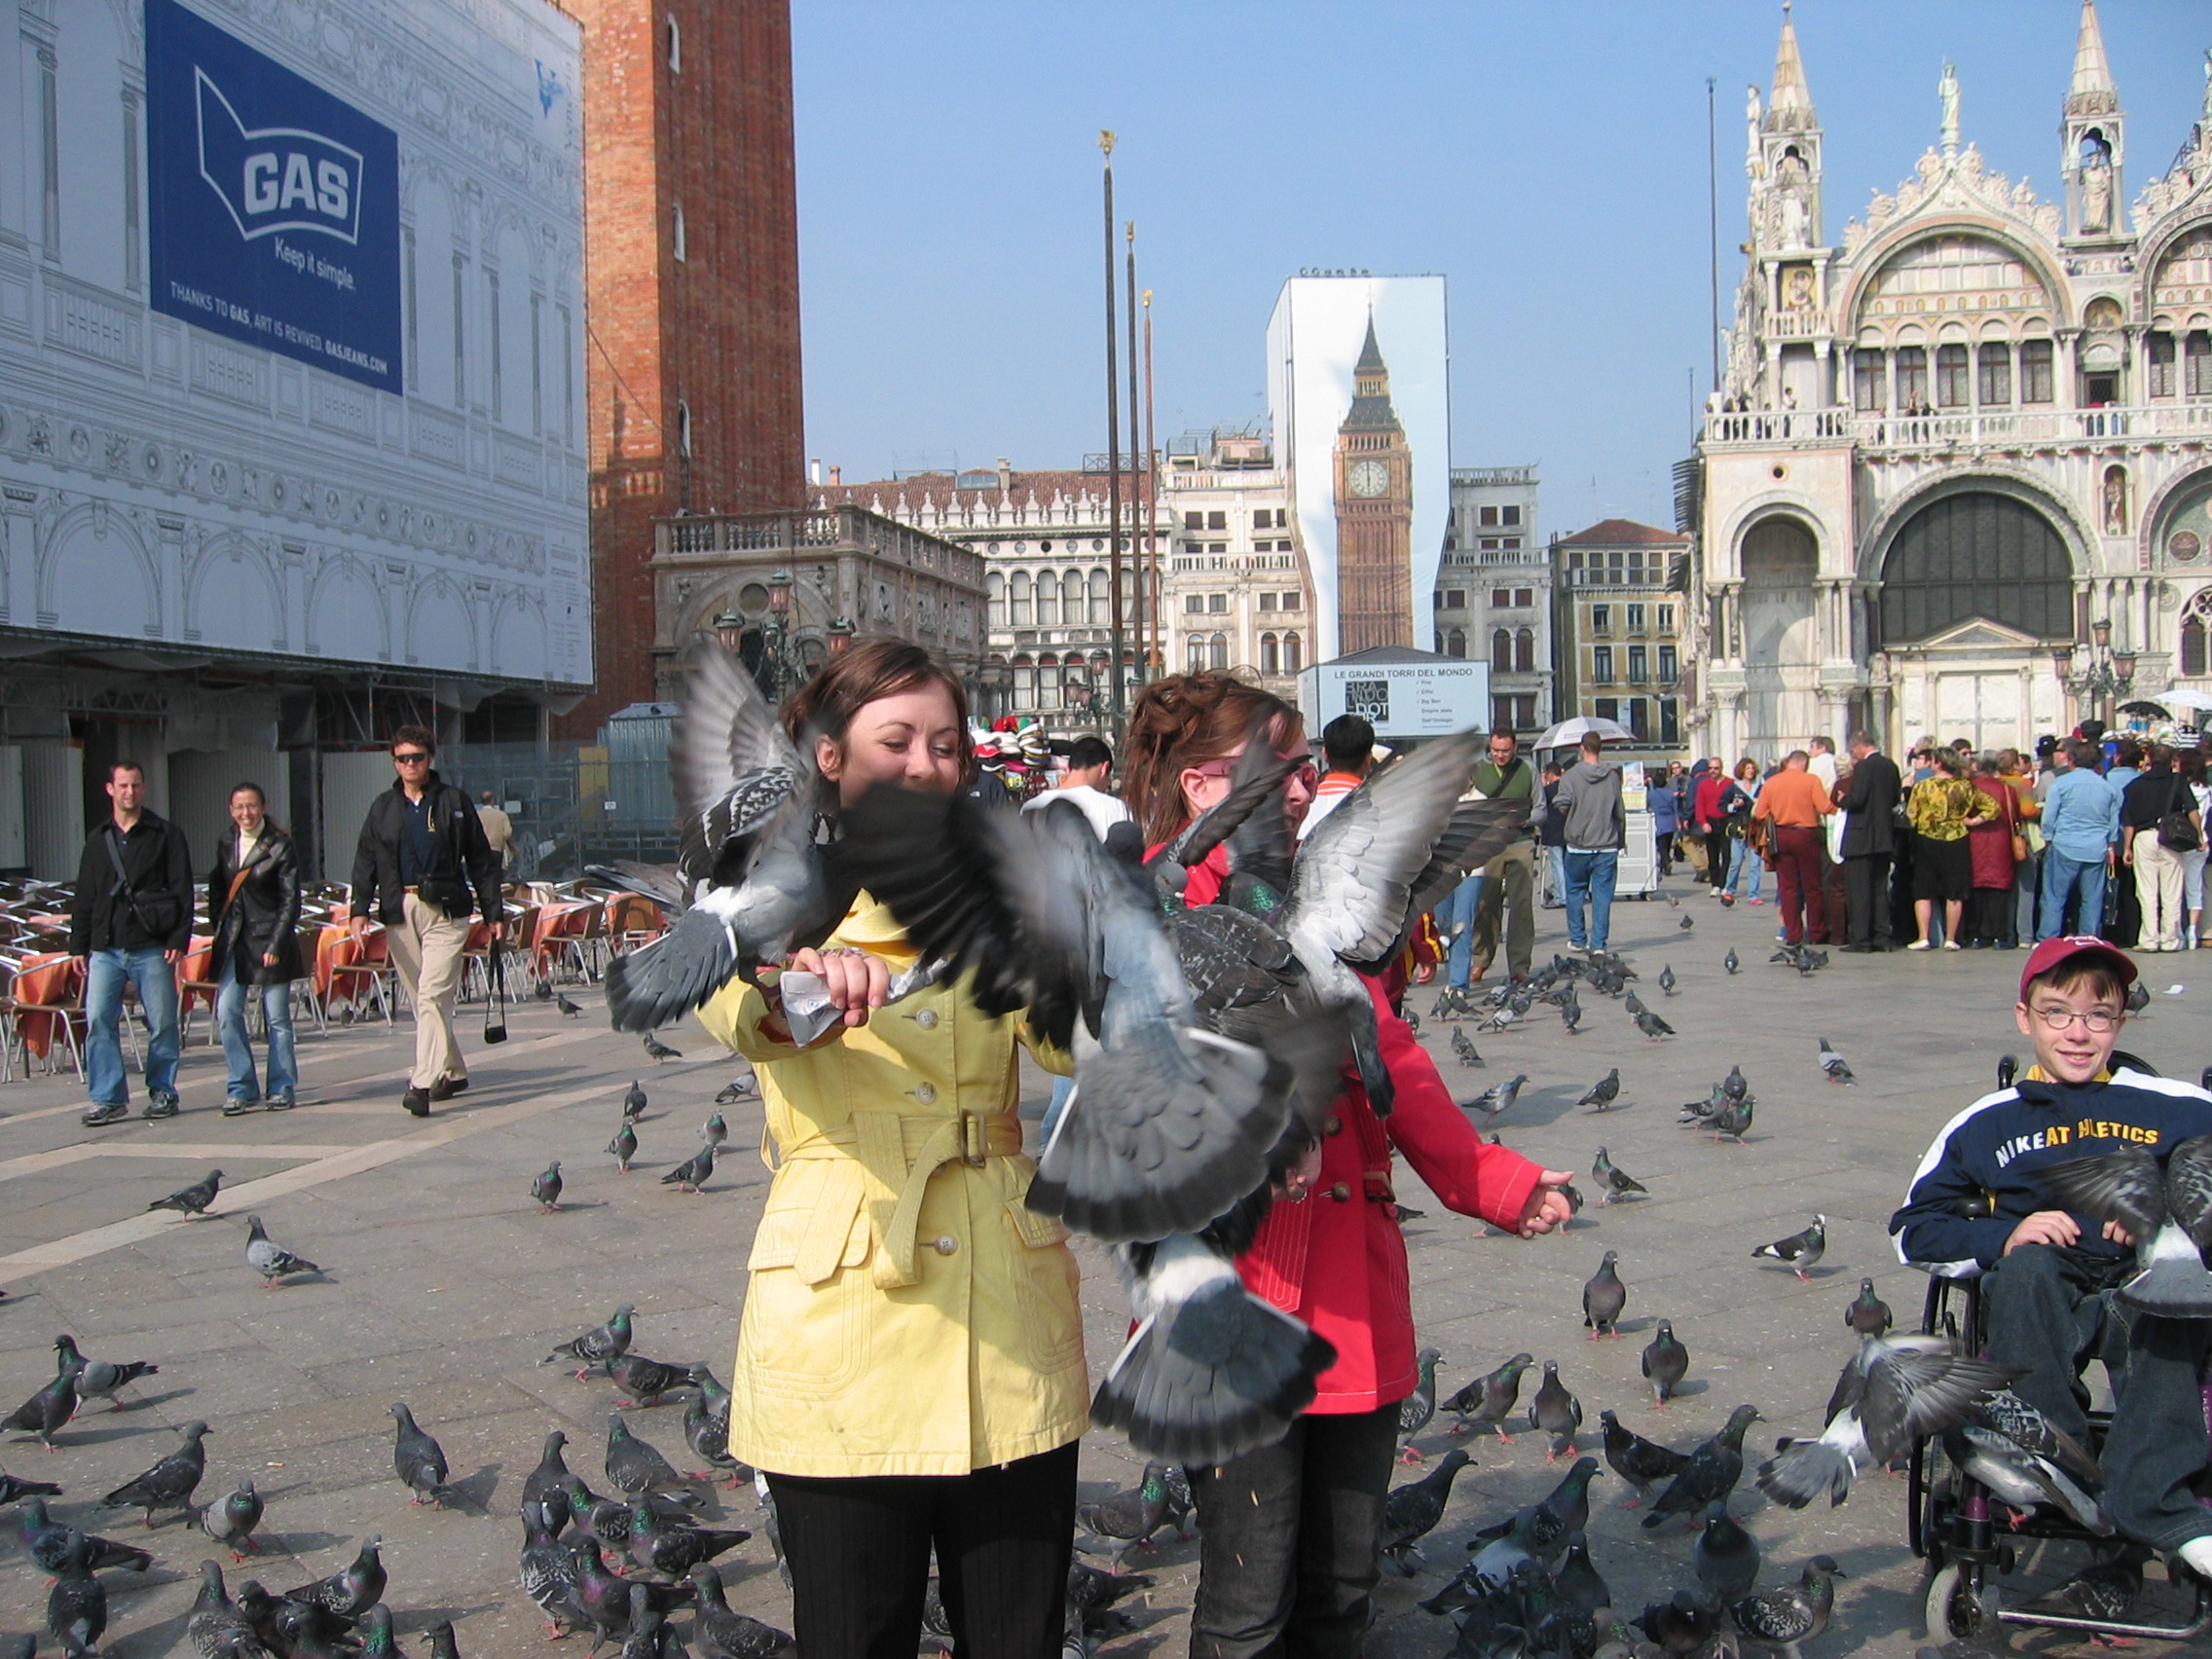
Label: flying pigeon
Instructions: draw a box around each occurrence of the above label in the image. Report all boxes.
[195,1479,264,1560]
[644,1033,683,1061]
[556,992,583,1016]
[532,1161,565,1213]
[148,1169,224,1218]
[1377,1448,1472,1575]
[661,1143,717,1195]
[101,1419,209,1525]
[2034,1132,2212,1316]
[1397,1347,1443,1461]
[1758,1335,2016,1509]
[1464,1075,1525,1127]
[1577,1069,1620,1111]
[389,1404,450,1506]
[1752,1216,1826,1280]
[1659,963,1677,995]
[623,1080,648,1120]
[1601,1409,1687,1508]
[608,1121,638,1172]
[1528,1360,1583,1462]
[52,1335,156,1413]
[1817,1037,1854,1084]
[244,1214,321,1288]
[1593,1146,1646,1203]
[1846,1278,1893,1339]
[1694,1499,1762,1610]
[1723,948,1740,975]
[1443,1352,1531,1442]
[1642,1319,1690,1407]
[1729,1555,1844,1656]
[1582,1252,1627,1339]
[1641,1403,1760,1530]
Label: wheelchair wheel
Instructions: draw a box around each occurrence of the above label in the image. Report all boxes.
[1925,1563,1997,1641]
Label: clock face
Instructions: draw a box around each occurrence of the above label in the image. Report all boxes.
[1348,460,1389,498]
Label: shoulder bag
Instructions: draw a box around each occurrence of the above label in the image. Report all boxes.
[2158,773,2202,853]
[104,823,182,940]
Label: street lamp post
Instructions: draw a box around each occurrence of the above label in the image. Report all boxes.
[2055,621,2136,730]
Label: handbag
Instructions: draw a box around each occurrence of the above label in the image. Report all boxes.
[483,937,509,1045]
[2157,773,2201,853]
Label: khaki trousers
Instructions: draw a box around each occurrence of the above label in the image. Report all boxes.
[386,892,470,1088]
[1469,840,1537,979]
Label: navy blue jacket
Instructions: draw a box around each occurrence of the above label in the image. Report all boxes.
[1891,1070,2212,1272]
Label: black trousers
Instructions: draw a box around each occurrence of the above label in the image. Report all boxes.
[1704,829,1731,887]
[767,1441,1078,1659]
[1189,1403,1400,1659]
[1843,854,1891,946]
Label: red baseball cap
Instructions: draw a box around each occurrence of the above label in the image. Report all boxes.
[2018,935,2137,1003]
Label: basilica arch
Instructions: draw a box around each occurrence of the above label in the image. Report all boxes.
[1738,515,1821,749]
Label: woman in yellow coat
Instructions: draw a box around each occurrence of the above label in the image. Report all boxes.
[694,640,1087,1659]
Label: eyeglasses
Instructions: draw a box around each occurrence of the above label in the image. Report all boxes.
[1191,755,1318,790]
[2028,1005,2122,1034]
[392,752,431,765]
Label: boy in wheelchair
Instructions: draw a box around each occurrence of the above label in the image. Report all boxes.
[1890,936,2212,1595]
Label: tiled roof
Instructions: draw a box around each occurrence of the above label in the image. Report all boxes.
[1556,518,1687,547]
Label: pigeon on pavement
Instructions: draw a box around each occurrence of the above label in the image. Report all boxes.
[1451,1028,1481,1068]
[682,1366,745,1483]
[1600,1410,1687,1508]
[607,1352,693,1410]
[1641,1404,1760,1530]
[1582,1252,1627,1339]
[101,1419,208,1525]
[522,1430,576,1538]
[52,1334,157,1412]
[644,1033,682,1061]
[606,1415,698,1505]
[284,1532,387,1620]
[1577,1069,1620,1111]
[194,1479,264,1560]
[1635,1008,1676,1041]
[1817,1037,1855,1084]
[1464,1455,1601,1567]
[1659,963,1677,995]
[1759,1335,2017,1510]
[149,1168,224,1217]
[1593,1147,1646,1203]
[1079,1463,1171,1557]
[546,1305,636,1378]
[532,1161,565,1213]
[1396,1347,1443,1461]
[1846,1278,1893,1338]
[556,992,584,1017]
[626,1500,750,1578]
[46,1536,106,1658]
[5,1367,79,1450]
[1722,1064,1749,1100]
[1642,1320,1690,1407]
[715,1075,758,1105]
[1701,1092,1755,1142]
[1378,1448,1473,1575]
[1463,1075,1524,1128]
[1694,1498,1761,1609]
[1529,1360,1583,1462]
[244,1215,321,1289]
[519,1502,582,1637]
[19,1495,154,1573]
[1729,1555,1843,1655]
[701,1111,728,1150]
[0,1471,62,1503]
[660,1143,717,1195]
[187,1561,263,1659]
[1640,1591,1717,1655]
[1723,947,1740,975]
[692,1565,795,1658]
[1553,1530,1610,1623]
[1679,913,1694,930]
[1443,1352,1531,1442]
[389,1404,449,1506]
[623,1081,649,1121]
[2034,1132,2212,1316]
[608,1121,638,1172]
[1752,1216,1826,1280]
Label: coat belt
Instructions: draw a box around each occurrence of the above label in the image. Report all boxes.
[777,1111,1026,1290]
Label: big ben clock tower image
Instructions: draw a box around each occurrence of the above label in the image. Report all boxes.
[1333,318,1415,650]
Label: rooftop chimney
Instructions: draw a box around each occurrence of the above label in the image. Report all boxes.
[809,458,823,486]
[829,464,842,486]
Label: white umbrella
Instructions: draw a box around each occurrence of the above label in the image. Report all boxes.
[2157,687,2212,713]
[1532,716,1636,751]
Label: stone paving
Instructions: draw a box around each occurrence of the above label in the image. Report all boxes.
[2,874,2209,1655]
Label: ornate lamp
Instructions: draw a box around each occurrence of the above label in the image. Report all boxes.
[827,615,856,656]
[767,569,794,618]
[713,609,744,653]
[2091,617,2113,650]
[2051,645,2074,682]
[2115,649,2137,683]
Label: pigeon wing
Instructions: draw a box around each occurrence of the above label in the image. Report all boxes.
[2033,1144,2168,1239]
[1156,731,1302,874]
[1860,1343,2019,1464]
[2164,1134,2212,1247]
[1357,798,1530,974]
[669,637,809,883]
[585,861,691,915]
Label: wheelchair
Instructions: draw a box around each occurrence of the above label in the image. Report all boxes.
[1907,1051,2212,1644]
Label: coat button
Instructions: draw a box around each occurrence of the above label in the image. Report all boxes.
[1329,1182,1351,1202]
[914,1009,940,1030]
[911,1082,938,1104]
[933,1235,958,1255]
[1323,1116,1343,1136]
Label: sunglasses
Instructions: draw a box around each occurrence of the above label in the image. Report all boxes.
[392,752,432,764]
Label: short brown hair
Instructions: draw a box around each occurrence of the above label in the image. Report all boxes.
[1120,672,1301,847]
[2025,956,2127,1006]
[780,639,972,785]
[390,724,436,756]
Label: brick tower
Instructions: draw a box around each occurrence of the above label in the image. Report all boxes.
[1332,318,1416,650]
[562,0,806,734]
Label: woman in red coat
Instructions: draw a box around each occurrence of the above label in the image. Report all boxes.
[1121,674,1573,1659]
[1963,754,2021,948]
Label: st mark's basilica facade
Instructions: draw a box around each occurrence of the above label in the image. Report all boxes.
[1694,2,2212,759]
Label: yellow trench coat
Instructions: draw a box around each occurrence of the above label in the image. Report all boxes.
[695,894,1088,1478]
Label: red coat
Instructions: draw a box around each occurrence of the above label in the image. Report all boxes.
[1968,776,2018,890]
[1181,848,1545,1413]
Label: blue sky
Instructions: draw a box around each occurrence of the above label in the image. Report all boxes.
[792,2,2206,531]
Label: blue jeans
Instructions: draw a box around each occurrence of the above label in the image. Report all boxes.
[1443,874,1486,988]
[85,946,180,1108]
[1040,1074,1074,1144]
[1545,846,1566,905]
[1562,850,1619,950]
[2040,849,2108,940]
[217,960,298,1103]
[1725,834,1764,900]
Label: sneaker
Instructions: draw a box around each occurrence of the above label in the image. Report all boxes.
[82,1102,129,1126]
[1906,940,1933,950]
[1941,940,1963,950]
[429,1076,469,1102]
[402,1087,431,1118]
[265,1095,294,1112]
[144,1092,179,1120]
[1749,897,1765,905]
[221,1098,257,1118]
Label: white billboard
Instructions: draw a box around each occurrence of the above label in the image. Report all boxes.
[1267,275,1450,663]
[1298,658,1490,741]
[0,0,589,685]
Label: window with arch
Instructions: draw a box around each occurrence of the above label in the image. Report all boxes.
[2184,608,2208,679]
[1063,569,1084,627]
[1283,632,1303,674]
[1977,342,2012,406]
[1010,571,1032,625]
[1492,628,1513,672]
[1088,570,1110,625]
[1260,633,1280,675]
[1515,627,1535,673]
[1896,347,1929,409]
[1038,653,1061,709]
[1936,344,1970,408]
[1187,633,1206,672]
[1012,654,1036,710]
[1878,490,2073,645]
[1853,349,1886,412]
[676,401,692,458]
[1209,633,1229,671]
[2189,333,2212,400]
[1444,629,1465,660]
[667,13,682,71]
[1036,573,1056,628]
[2150,332,2177,399]
[986,570,1005,628]
[2021,339,2055,403]
[672,202,686,262]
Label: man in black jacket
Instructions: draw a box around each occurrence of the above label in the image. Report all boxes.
[349,726,503,1116]
[69,760,196,1125]
[1836,730,1902,951]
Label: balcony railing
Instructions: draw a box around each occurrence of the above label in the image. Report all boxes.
[654,504,985,586]
[1701,401,2212,452]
